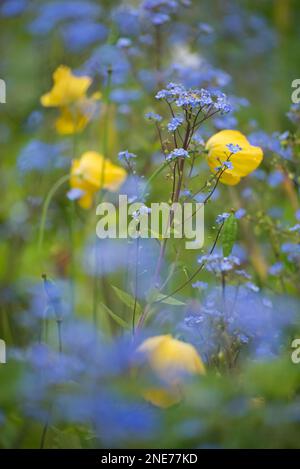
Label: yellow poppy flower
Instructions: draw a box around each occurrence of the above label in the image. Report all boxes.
[138,335,205,408]
[206,129,263,185]
[41,65,92,107]
[55,92,101,135]
[70,151,127,209]
[41,66,101,135]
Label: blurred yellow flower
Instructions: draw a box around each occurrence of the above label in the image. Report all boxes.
[138,335,205,408]
[55,93,101,135]
[206,129,263,185]
[41,65,92,107]
[41,66,101,135]
[70,151,127,209]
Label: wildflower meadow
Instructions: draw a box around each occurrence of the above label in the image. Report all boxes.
[1,0,300,454]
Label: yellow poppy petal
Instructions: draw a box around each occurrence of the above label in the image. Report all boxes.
[206,129,249,149]
[206,129,263,186]
[143,387,182,408]
[78,191,94,209]
[70,152,127,209]
[138,335,205,408]
[55,106,89,135]
[41,65,92,107]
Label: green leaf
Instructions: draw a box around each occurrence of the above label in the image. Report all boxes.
[156,293,185,306]
[111,285,142,316]
[222,213,238,257]
[99,302,130,329]
[147,288,185,306]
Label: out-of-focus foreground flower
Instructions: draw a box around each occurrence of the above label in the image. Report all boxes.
[70,151,127,208]
[138,335,205,408]
[41,65,101,134]
[206,129,263,185]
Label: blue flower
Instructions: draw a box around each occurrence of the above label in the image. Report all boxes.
[235,208,246,219]
[249,131,292,160]
[268,262,283,276]
[24,111,44,132]
[117,37,132,48]
[226,143,242,154]
[28,1,101,36]
[17,140,69,174]
[111,89,141,105]
[167,115,184,132]
[83,44,130,84]
[198,22,214,35]
[198,254,240,274]
[0,0,28,17]
[214,115,237,130]
[67,188,85,201]
[112,6,140,36]
[191,134,205,146]
[145,112,163,122]
[142,0,183,25]
[156,83,231,115]
[216,213,230,224]
[167,148,189,160]
[287,103,300,126]
[289,224,300,233]
[62,20,108,52]
[192,281,208,290]
[268,170,284,188]
[118,150,137,161]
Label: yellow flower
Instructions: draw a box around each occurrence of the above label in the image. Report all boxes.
[70,151,127,209]
[206,129,263,185]
[41,66,101,135]
[41,66,92,107]
[55,93,101,135]
[138,335,205,408]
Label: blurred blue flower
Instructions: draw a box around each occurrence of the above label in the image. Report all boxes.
[28,0,101,35]
[24,110,44,132]
[287,103,300,126]
[118,150,137,161]
[235,208,246,219]
[198,254,240,274]
[145,112,163,122]
[83,44,130,85]
[110,88,141,105]
[61,20,108,52]
[117,37,132,48]
[0,0,28,17]
[268,170,284,188]
[94,395,160,446]
[214,115,237,130]
[192,281,208,290]
[17,140,69,174]
[269,262,283,276]
[112,6,140,36]
[249,131,292,160]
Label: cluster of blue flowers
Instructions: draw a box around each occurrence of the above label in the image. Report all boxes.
[156,83,231,115]
[142,0,191,26]
[167,148,189,160]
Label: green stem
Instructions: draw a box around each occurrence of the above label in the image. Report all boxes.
[69,200,76,314]
[38,174,70,259]
[93,68,113,327]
